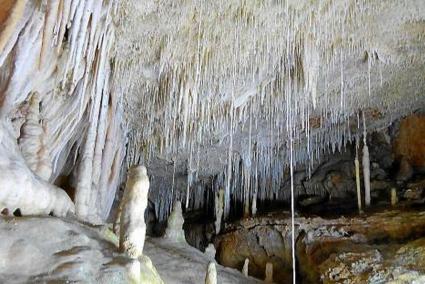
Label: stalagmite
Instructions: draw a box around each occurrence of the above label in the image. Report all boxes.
[215,189,224,234]
[391,188,398,206]
[363,115,371,207]
[355,140,362,213]
[119,166,150,258]
[204,243,216,261]
[265,262,273,283]
[251,189,257,217]
[242,258,249,277]
[163,201,186,243]
[126,259,141,283]
[205,262,217,284]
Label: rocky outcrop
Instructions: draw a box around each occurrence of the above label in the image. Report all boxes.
[394,115,425,172]
[0,216,162,283]
[216,210,425,283]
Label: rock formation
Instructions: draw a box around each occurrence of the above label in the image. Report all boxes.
[204,243,216,261]
[0,0,425,283]
[205,262,217,284]
[18,92,52,181]
[119,166,150,258]
[215,189,224,234]
[242,258,249,277]
[264,262,273,283]
[0,121,74,217]
[0,0,125,222]
[391,188,398,206]
[163,201,186,243]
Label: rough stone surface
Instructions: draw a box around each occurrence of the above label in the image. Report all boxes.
[145,238,260,284]
[216,210,425,283]
[394,115,425,171]
[0,216,162,284]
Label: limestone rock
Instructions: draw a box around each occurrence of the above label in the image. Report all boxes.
[397,157,414,182]
[0,216,162,283]
[204,243,216,261]
[163,201,186,243]
[205,262,217,284]
[394,115,425,171]
[217,210,425,283]
[119,166,150,258]
[242,258,249,277]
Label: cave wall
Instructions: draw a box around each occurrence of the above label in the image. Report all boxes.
[0,1,125,222]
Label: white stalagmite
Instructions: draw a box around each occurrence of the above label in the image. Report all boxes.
[265,262,273,283]
[119,166,150,258]
[251,189,257,217]
[163,201,186,243]
[204,243,216,261]
[126,259,141,283]
[354,141,362,213]
[362,114,371,207]
[214,189,224,234]
[205,262,217,284]
[242,258,249,277]
[391,188,398,206]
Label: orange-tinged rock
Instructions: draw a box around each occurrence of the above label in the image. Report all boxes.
[393,115,425,169]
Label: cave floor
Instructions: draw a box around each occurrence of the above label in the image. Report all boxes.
[144,238,260,284]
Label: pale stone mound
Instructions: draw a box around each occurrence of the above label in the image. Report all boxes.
[0,216,162,284]
[163,200,186,243]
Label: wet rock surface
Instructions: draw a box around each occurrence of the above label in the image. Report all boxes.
[216,209,425,283]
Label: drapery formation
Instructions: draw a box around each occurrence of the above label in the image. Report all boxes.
[0,0,125,222]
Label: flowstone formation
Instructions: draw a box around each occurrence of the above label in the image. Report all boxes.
[0,0,125,222]
[0,121,74,217]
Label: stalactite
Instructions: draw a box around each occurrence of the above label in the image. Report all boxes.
[114,0,425,228]
[363,114,371,207]
[354,139,362,213]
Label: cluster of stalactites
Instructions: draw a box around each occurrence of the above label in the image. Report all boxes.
[116,0,425,221]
